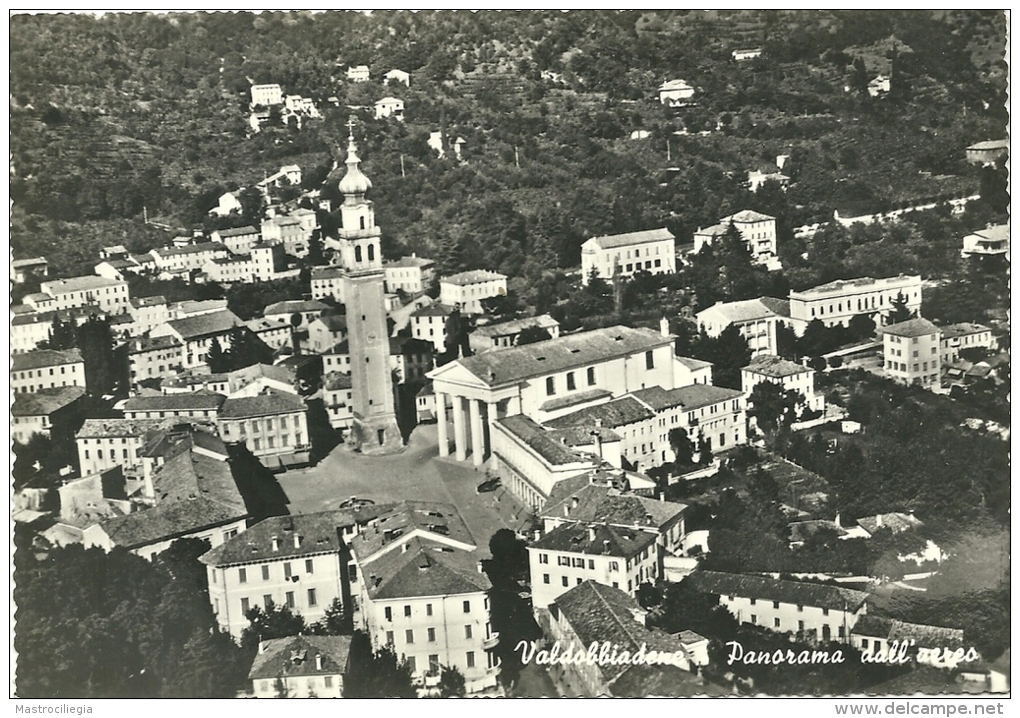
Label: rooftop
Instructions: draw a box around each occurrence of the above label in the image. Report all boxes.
[545,396,655,430]
[441,269,507,286]
[435,325,671,388]
[154,242,227,257]
[880,318,940,339]
[360,537,491,600]
[11,348,83,372]
[411,303,454,318]
[214,225,259,238]
[675,356,713,371]
[386,255,435,269]
[967,224,1009,242]
[744,354,810,378]
[684,571,869,612]
[131,295,168,308]
[219,391,306,419]
[12,257,48,268]
[967,139,1009,151]
[698,297,787,324]
[472,314,559,338]
[532,521,657,558]
[939,322,991,339]
[166,310,244,340]
[123,392,227,413]
[792,274,920,297]
[77,417,172,439]
[856,512,923,536]
[541,482,686,529]
[12,386,86,417]
[495,415,593,467]
[853,615,964,650]
[264,300,329,315]
[248,635,353,681]
[723,209,775,224]
[631,384,742,412]
[349,501,478,562]
[311,265,346,279]
[582,227,675,251]
[41,275,125,293]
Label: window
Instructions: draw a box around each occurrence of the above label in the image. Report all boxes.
[307,589,317,607]
[773,601,780,609]
[262,565,270,581]
[404,605,412,617]
[543,574,550,584]
[284,563,292,579]
[385,607,393,621]
[586,367,596,385]
[645,351,655,370]
[241,598,250,614]
[861,638,869,650]
[546,377,555,396]
[588,559,595,570]
[324,676,333,688]
[305,559,314,574]
[774,617,781,628]
[426,603,433,616]
[406,657,416,673]
[539,553,548,565]
[428,627,437,643]
[286,591,295,608]
[386,631,394,646]
[465,625,473,639]
[405,629,414,644]
[566,372,576,390]
[239,568,248,584]
[466,651,475,669]
[571,558,584,568]
[751,614,757,625]
[557,556,570,567]
[562,576,569,587]
[263,595,273,609]
[428,655,440,674]
[463,600,471,613]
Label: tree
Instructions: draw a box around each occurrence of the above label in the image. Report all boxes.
[344,631,417,698]
[887,292,914,324]
[76,315,119,396]
[748,381,805,437]
[488,529,529,582]
[207,337,227,373]
[238,186,266,225]
[310,597,352,636]
[847,313,876,342]
[222,326,274,371]
[516,324,552,346]
[437,666,466,697]
[693,324,752,389]
[668,427,696,467]
[240,604,308,652]
[776,322,799,359]
[46,315,78,350]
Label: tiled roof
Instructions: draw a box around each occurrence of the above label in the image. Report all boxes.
[131,295,168,308]
[968,139,1009,151]
[532,521,657,558]
[264,300,329,315]
[166,310,244,340]
[12,386,85,417]
[441,269,507,286]
[855,512,923,536]
[323,372,353,391]
[853,615,964,650]
[685,571,869,612]
[759,296,791,317]
[539,388,613,413]
[968,224,1009,242]
[698,297,784,324]
[174,299,229,315]
[200,506,393,567]
[154,242,227,257]
[495,415,590,467]
[542,483,685,529]
[472,314,559,338]
[386,256,435,269]
[215,225,259,238]
[219,391,306,419]
[228,363,296,388]
[411,303,454,317]
[350,501,477,561]
[248,635,353,681]
[311,265,346,280]
[311,314,347,332]
[744,354,810,378]
[555,581,709,696]
[128,335,183,354]
[793,274,919,297]
[77,417,171,439]
[162,372,230,388]
[939,322,991,339]
[545,396,655,430]
[724,209,775,223]
[42,275,125,293]
[12,257,47,268]
[361,537,491,600]
[443,326,671,387]
[583,228,675,251]
[630,384,742,413]
[11,348,83,371]
[675,356,713,371]
[123,392,227,413]
[879,318,939,339]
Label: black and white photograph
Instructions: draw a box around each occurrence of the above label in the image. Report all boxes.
[9,9,1010,705]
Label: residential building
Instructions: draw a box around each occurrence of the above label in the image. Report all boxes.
[226,363,298,398]
[348,502,499,694]
[200,507,389,639]
[257,165,303,193]
[209,191,243,218]
[440,270,508,315]
[674,356,713,386]
[732,48,762,61]
[211,225,261,255]
[880,318,942,389]
[852,616,969,669]
[627,383,747,460]
[741,355,825,414]
[261,216,312,258]
[202,254,255,284]
[468,315,560,355]
[307,315,348,353]
[122,392,226,421]
[542,581,711,696]
[961,224,1008,258]
[323,372,355,430]
[384,68,410,86]
[264,300,329,330]
[747,169,790,193]
[11,386,86,445]
[965,139,1008,166]
[11,349,86,394]
[384,255,436,294]
[347,65,370,82]
[162,372,231,396]
[411,303,454,352]
[251,83,284,107]
[696,297,791,357]
[247,636,353,698]
[11,312,57,355]
[251,242,287,282]
[12,257,49,284]
[788,274,922,332]
[658,79,695,106]
[693,210,778,264]
[150,309,246,369]
[580,228,677,285]
[24,292,57,312]
[83,436,249,560]
[684,571,869,643]
[529,521,660,610]
[543,397,658,471]
[39,275,130,314]
[391,336,435,384]
[374,96,405,120]
[867,75,891,97]
[311,265,347,302]
[128,296,171,335]
[428,325,680,466]
[126,335,185,383]
[171,298,229,320]
[150,243,230,278]
[939,322,996,366]
[245,317,292,352]
[416,382,437,423]
[216,391,309,460]
[76,418,175,476]
[95,257,144,281]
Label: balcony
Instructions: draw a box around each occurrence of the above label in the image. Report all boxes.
[482,631,500,650]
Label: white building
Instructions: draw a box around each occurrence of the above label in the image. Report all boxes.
[11,386,85,445]
[39,276,130,314]
[251,83,284,107]
[374,96,405,120]
[384,68,410,86]
[128,296,171,335]
[411,304,454,353]
[939,323,995,366]
[247,635,352,698]
[658,79,695,106]
[150,243,230,279]
[468,315,560,354]
[696,297,792,357]
[11,349,86,394]
[217,391,309,461]
[580,228,676,285]
[440,270,508,315]
[76,418,169,477]
[880,318,941,390]
[264,299,329,330]
[693,210,778,265]
[788,275,922,332]
[209,191,243,218]
[150,309,246,370]
[961,224,1008,258]
[347,65,370,82]
[211,225,261,255]
[126,335,185,384]
[852,616,969,669]
[311,266,347,303]
[384,255,436,294]
[261,216,312,258]
[732,48,762,61]
[202,254,255,284]
[741,354,825,415]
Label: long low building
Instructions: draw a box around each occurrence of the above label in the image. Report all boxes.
[11,349,86,394]
[580,227,676,285]
[788,274,922,332]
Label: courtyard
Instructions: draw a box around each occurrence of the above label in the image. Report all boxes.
[277,422,532,556]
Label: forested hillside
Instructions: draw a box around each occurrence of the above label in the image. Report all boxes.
[10,11,1007,284]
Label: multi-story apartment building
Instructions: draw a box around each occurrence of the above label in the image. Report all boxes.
[12,257,49,284]
[348,502,500,694]
[580,228,676,285]
[12,312,63,354]
[741,354,825,414]
[544,397,658,472]
[789,275,922,332]
[961,223,1008,258]
[12,386,86,445]
[39,275,130,313]
[264,300,329,330]
[250,83,283,106]
[684,571,869,644]
[696,297,791,357]
[694,210,778,263]
[202,254,255,284]
[251,242,286,282]
[629,383,747,462]
[150,309,246,369]
[128,296,171,335]
[880,318,942,389]
[150,243,230,278]
[307,315,347,353]
[410,304,453,353]
[468,315,561,354]
[529,521,660,610]
[439,270,508,315]
[247,636,352,698]
[323,372,355,430]
[11,349,86,394]
[211,225,261,255]
[384,255,436,294]
[311,265,347,303]
[76,418,170,476]
[122,393,226,421]
[126,335,185,384]
[261,216,311,258]
[216,391,309,459]
[200,507,390,639]
[939,322,996,365]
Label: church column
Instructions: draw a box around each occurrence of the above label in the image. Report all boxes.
[436,391,449,457]
[452,395,468,462]
[469,399,485,467]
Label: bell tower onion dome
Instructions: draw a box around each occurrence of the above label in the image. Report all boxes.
[339,117,373,200]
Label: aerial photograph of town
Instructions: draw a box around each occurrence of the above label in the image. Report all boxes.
[9,9,1010,704]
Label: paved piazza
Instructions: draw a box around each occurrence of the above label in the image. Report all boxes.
[277,422,532,556]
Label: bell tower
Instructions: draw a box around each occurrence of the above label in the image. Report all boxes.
[339,119,402,454]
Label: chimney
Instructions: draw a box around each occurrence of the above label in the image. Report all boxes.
[271,536,279,551]
[533,529,542,542]
[588,526,597,542]
[602,539,610,554]
[293,534,302,549]
[476,561,484,574]
[571,497,580,510]
[315,654,323,671]
[834,512,841,528]
[594,418,603,429]
[876,515,883,528]
[563,504,570,517]
[660,317,670,337]
[402,543,409,553]
[659,491,665,503]
[591,431,603,458]
[258,640,267,654]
